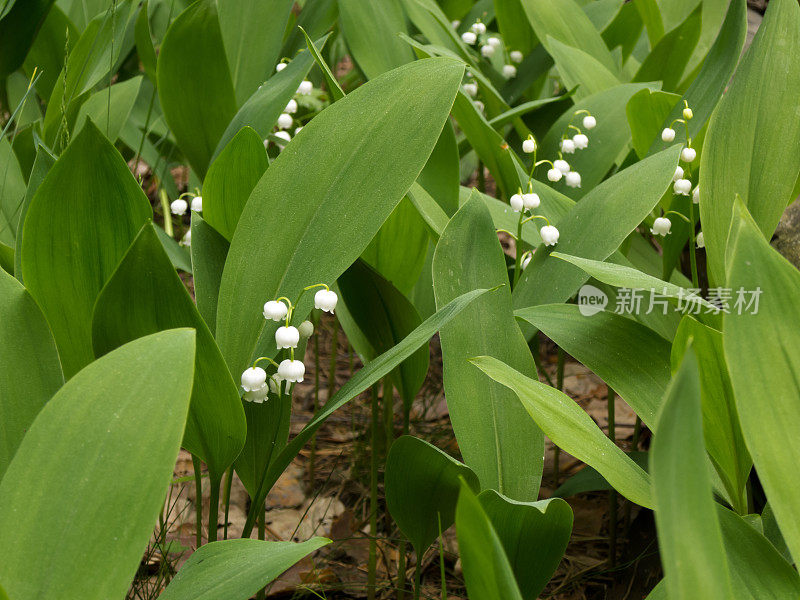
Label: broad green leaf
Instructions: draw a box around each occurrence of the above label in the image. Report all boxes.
[650,348,733,599]
[512,146,681,314]
[0,269,62,479]
[516,304,670,426]
[626,88,680,159]
[0,0,54,78]
[0,138,26,246]
[724,200,800,564]
[417,121,460,217]
[134,0,157,82]
[5,72,42,129]
[202,126,269,241]
[157,0,237,178]
[601,1,644,62]
[13,146,55,280]
[155,225,193,273]
[654,0,700,32]
[74,76,142,143]
[471,355,653,507]
[671,316,750,513]
[299,27,345,101]
[338,260,428,410]
[433,195,543,500]
[699,0,800,283]
[478,491,572,600]
[385,435,480,555]
[159,538,330,600]
[546,36,620,100]
[521,0,616,73]
[218,0,294,106]
[242,286,495,536]
[0,329,196,600]
[22,5,77,100]
[282,0,338,57]
[339,0,413,79]
[456,481,524,600]
[494,0,537,54]
[216,58,464,378]
[636,0,665,46]
[190,214,230,334]
[20,122,152,378]
[92,224,246,480]
[407,182,451,238]
[554,451,649,498]
[400,0,474,64]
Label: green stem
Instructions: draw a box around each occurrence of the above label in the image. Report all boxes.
[397,539,408,600]
[191,454,203,547]
[438,513,446,600]
[529,333,554,386]
[368,383,380,600]
[257,511,266,600]
[688,199,699,288]
[208,474,220,542]
[513,212,524,289]
[222,465,233,540]
[159,188,173,237]
[477,160,485,193]
[413,557,422,600]
[608,385,617,567]
[309,331,320,488]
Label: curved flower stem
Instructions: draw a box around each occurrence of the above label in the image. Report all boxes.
[253,356,280,369]
[688,201,699,288]
[513,212,524,288]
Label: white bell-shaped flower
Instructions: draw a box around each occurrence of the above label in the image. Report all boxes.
[277,113,293,130]
[286,98,298,114]
[275,325,300,349]
[269,374,284,395]
[298,320,314,339]
[241,366,267,392]
[560,139,576,154]
[651,217,672,236]
[502,65,517,78]
[681,147,696,163]
[692,185,700,204]
[243,385,269,403]
[522,192,540,209]
[572,133,588,149]
[314,289,338,313]
[276,62,287,72]
[661,128,676,142]
[696,231,705,248]
[673,165,684,182]
[481,44,495,58]
[487,37,501,47]
[583,115,597,130]
[273,130,291,148]
[170,198,188,215]
[263,300,288,321]
[471,21,486,34]
[190,196,203,212]
[510,193,524,212]
[278,359,305,383]
[474,100,485,113]
[673,178,692,196]
[297,80,313,95]
[522,138,536,154]
[452,20,461,28]
[554,159,570,174]
[463,82,478,97]
[180,230,191,247]
[462,31,477,44]
[521,253,532,270]
[540,225,560,246]
[547,168,563,182]
[683,107,693,120]
[565,171,581,188]
[510,50,523,63]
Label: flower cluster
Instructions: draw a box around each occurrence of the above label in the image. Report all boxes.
[457,19,523,81]
[170,192,202,216]
[523,110,596,190]
[263,62,314,151]
[240,284,338,403]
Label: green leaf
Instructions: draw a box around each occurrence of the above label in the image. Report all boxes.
[190,214,230,334]
[494,0,537,54]
[159,538,330,600]
[0,0,54,78]
[92,224,246,480]
[456,481,524,600]
[338,260,428,409]
[299,27,345,101]
[417,121,460,217]
[699,0,800,282]
[385,435,480,556]
[20,121,152,378]
[0,138,26,246]
[218,0,294,106]
[512,146,681,314]
[723,200,800,564]
[545,36,620,100]
[0,329,196,600]
[202,126,269,241]
[242,286,495,536]
[626,88,680,159]
[0,269,62,479]
[13,146,55,281]
[157,0,237,178]
[339,0,413,79]
[407,181,451,238]
[478,491,572,600]
[554,451,650,498]
[650,347,733,599]
[433,195,543,500]
[134,0,157,82]
[471,355,653,507]
[22,5,77,100]
[515,304,670,427]
[215,58,464,378]
[74,76,142,143]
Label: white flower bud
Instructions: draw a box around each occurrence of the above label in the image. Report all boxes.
[481,44,495,57]
[278,359,305,383]
[276,62,287,72]
[554,159,570,174]
[522,138,536,154]
[268,374,283,395]
[692,185,700,204]
[673,166,684,182]
[275,325,300,349]
[521,253,532,270]
[683,107,693,120]
[452,20,461,28]
[170,198,188,215]
[565,171,581,188]
[487,36,501,47]
[285,98,298,114]
[510,50,523,64]
[510,193,524,212]
[681,147,696,163]
[243,385,269,403]
[696,231,704,248]
[540,225,560,246]
[582,115,597,130]
[474,100,484,113]
[241,366,267,392]
[522,193,540,209]
[180,230,191,247]
[463,82,478,97]
[502,64,517,78]
[661,128,676,142]
[273,130,291,148]
[462,31,477,44]
[560,139,576,154]
[277,113,293,130]
[190,196,202,212]
[651,217,672,236]
[297,80,313,95]
[298,320,314,338]
[314,289,338,313]
[572,133,588,149]
[547,168,563,182]
[471,21,486,34]
[263,300,288,321]
[673,178,692,196]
